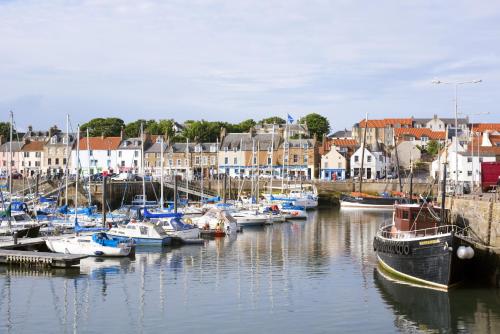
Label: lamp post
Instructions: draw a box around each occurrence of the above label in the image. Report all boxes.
[432,79,481,194]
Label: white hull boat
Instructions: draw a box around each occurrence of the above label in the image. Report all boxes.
[45,232,133,257]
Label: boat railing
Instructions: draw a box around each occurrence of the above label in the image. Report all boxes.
[378,224,465,239]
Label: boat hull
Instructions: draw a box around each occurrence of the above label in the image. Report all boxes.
[373,233,468,289]
[46,238,132,257]
[340,194,399,210]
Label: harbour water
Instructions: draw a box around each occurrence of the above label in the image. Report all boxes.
[1,208,499,333]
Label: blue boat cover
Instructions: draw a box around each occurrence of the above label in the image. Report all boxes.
[143,208,183,219]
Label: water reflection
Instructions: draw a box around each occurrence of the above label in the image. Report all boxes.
[0,209,498,333]
[374,267,500,333]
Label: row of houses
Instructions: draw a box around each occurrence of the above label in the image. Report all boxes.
[1,119,498,183]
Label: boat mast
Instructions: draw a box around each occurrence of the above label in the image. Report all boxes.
[358,113,368,193]
[393,134,403,193]
[141,122,146,206]
[200,142,204,202]
[75,125,80,222]
[8,111,13,202]
[408,157,413,203]
[160,136,164,209]
[251,138,255,203]
[86,128,92,205]
[65,114,70,206]
[269,124,275,198]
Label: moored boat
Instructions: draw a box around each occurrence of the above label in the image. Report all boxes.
[45,232,134,257]
[373,202,474,290]
[107,221,172,245]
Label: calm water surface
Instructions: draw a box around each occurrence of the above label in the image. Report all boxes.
[1,208,499,333]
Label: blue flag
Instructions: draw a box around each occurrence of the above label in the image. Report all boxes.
[287,114,294,124]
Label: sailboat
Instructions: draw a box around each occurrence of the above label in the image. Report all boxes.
[45,232,134,257]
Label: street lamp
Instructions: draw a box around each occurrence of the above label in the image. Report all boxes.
[432,79,482,194]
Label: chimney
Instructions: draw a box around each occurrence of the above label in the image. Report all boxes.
[220,127,227,142]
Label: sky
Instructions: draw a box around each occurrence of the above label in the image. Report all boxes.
[0,0,499,132]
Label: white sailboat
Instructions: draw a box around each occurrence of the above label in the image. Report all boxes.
[45,232,134,257]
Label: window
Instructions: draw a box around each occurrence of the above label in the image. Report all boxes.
[24,152,29,158]
[293,155,298,163]
[225,157,229,164]
[89,150,93,156]
[195,145,201,153]
[233,157,237,165]
[379,155,384,162]
[267,156,272,164]
[284,155,288,163]
[402,211,409,220]
[233,147,237,152]
[134,150,139,157]
[63,158,67,165]
[50,136,57,144]
[210,156,215,165]
[121,161,125,167]
[304,154,308,163]
[224,147,228,152]
[467,171,472,176]
[35,161,40,167]
[421,136,428,142]
[479,157,483,163]
[467,157,472,163]
[210,145,216,153]
[176,159,181,166]
[139,226,149,235]
[354,156,359,162]
[48,158,52,166]
[185,159,188,166]
[118,151,122,158]
[55,158,59,165]
[367,156,372,162]
[107,160,111,167]
[253,156,257,164]
[133,160,138,167]
[203,156,208,165]
[107,150,111,157]
[195,156,200,165]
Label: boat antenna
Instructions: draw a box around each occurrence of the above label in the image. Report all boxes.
[358,113,368,193]
[440,162,447,225]
[393,134,403,193]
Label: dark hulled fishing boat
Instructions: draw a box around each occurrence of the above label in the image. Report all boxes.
[339,192,403,209]
[373,202,473,289]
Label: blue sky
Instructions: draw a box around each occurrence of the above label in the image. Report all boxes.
[0,0,498,132]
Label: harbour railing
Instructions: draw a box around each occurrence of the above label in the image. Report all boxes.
[378,224,465,240]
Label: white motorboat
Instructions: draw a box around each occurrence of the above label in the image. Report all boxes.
[230,210,268,227]
[107,221,172,245]
[191,208,238,235]
[45,232,134,257]
[155,217,200,240]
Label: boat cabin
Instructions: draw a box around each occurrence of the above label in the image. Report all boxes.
[394,204,444,234]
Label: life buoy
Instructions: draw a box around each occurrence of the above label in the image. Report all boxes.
[403,244,410,255]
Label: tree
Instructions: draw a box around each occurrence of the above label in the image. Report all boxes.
[0,122,15,141]
[236,119,257,132]
[301,113,330,140]
[182,120,221,142]
[80,118,124,137]
[426,140,441,156]
[259,116,285,125]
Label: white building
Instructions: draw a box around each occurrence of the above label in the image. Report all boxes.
[320,147,347,180]
[71,136,121,175]
[117,137,143,173]
[350,146,389,180]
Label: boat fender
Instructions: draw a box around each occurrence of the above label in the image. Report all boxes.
[465,246,474,259]
[397,243,403,255]
[94,251,104,256]
[457,246,468,259]
[403,244,410,256]
[185,218,193,225]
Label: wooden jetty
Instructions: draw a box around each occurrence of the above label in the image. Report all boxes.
[0,237,87,268]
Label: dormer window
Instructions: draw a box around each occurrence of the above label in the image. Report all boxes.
[50,136,57,144]
[195,145,201,153]
[62,137,68,144]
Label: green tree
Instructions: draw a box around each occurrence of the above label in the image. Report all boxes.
[426,140,441,156]
[259,116,285,125]
[236,119,257,132]
[81,118,124,137]
[182,120,221,142]
[301,113,330,140]
[157,119,175,138]
[0,122,15,141]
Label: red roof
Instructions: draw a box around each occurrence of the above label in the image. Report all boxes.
[78,137,121,150]
[472,123,500,133]
[22,141,44,152]
[332,139,358,147]
[358,118,412,128]
[395,128,445,140]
